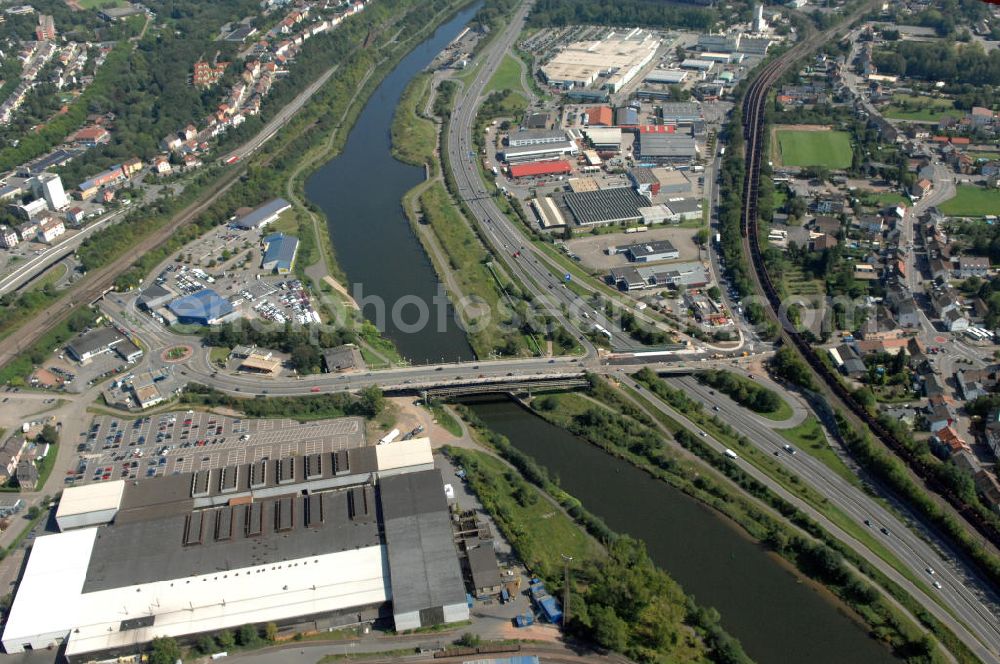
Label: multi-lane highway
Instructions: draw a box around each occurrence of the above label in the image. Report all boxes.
[666,374,1000,662]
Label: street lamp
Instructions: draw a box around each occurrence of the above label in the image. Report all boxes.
[560,553,573,627]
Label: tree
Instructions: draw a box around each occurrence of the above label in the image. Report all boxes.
[693,227,711,246]
[148,637,181,664]
[237,624,260,647]
[216,629,236,650]
[356,385,385,418]
[264,622,279,641]
[36,424,58,446]
[196,635,216,654]
[290,343,321,374]
[588,604,629,652]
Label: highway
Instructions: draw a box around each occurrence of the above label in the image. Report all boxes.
[667,374,1000,661]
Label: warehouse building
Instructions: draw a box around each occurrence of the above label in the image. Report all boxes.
[531,197,569,229]
[659,102,703,124]
[680,59,714,72]
[584,106,613,126]
[637,134,699,163]
[582,126,622,151]
[507,129,567,147]
[508,160,572,179]
[644,69,687,85]
[66,327,127,364]
[502,141,578,164]
[137,283,176,311]
[261,233,299,274]
[1,440,469,659]
[610,261,708,291]
[619,239,679,262]
[234,198,292,230]
[561,186,649,226]
[540,30,660,92]
[168,289,236,326]
[664,198,703,222]
[697,34,740,52]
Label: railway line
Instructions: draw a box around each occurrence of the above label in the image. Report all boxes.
[738,0,1000,621]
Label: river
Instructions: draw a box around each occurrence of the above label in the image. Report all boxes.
[305,2,480,364]
[464,397,898,664]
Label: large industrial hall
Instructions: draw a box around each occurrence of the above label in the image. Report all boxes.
[1,438,470,662]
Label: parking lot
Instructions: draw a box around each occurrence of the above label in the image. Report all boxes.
[69,411,367,485]
[147,222,321,327]
[565,226,705,270]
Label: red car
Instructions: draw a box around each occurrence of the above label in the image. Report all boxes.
[311,386,321,393]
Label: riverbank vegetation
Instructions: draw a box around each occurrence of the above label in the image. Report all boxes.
[520,374,968,663]
[446,431,751,664]
[695,370,790,420]
[415,182,535,358]
[391,73,440,172]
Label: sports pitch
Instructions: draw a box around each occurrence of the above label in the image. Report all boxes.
[776,129,853,169]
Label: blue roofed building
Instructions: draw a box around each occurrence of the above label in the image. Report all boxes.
[167,289,235,326]
[261,233,299,274]
[235,198,292,229]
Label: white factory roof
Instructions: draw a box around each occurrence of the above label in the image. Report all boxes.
[376,438,433,472]
[582,126,622,146]
[56,480,125,518]
[1,526,390,657]
[1,528,97,650]
[65,545,388,657]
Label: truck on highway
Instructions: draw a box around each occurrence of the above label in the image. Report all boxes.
[593,323,613,340]
[724,448,739,460]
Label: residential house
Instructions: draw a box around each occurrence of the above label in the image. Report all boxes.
[0,435,25,482]
[910,178,932,198]
[975,471,1000,513]
[0,225,18,249]
[926,402,956,433]
[15,460,37,490]
[930,426,969,459]
[36,215,65,243]
[956,256,989,279]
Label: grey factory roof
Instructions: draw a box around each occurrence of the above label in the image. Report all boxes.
[168,289,234,324]
[562,186,649,225]
[467,544,501,592]
[66,327,124,359]
[665,198,702,215]
[638,134,698,159]
[659,102,703,120]
[508,129,566,145]
[235,198,291,229]
[262,233,298,271]
[625,240,677,259]
[380,470,467,615]
[137,283,174,308]
[83,485,382,593]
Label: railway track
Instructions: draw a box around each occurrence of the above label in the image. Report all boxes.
[739,3,1000,562]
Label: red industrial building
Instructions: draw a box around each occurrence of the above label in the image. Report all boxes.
[508,160,572,179]
[587,106,614,126]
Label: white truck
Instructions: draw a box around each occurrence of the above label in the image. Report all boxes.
[724,448,739,460]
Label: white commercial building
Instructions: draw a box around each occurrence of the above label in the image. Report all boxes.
[31,172,69,211]
[36,215,65,243]
[541,29,661,92]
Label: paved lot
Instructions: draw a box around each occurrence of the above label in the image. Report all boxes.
[68,411,367,486]
[566,226,705,271]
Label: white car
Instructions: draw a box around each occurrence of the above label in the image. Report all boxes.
[925,567,935,576]
[932,581,943,590]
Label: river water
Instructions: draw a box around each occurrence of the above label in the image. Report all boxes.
[305,3,480,364]
[464,397,898,664]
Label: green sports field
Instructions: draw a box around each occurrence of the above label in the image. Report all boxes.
[776,129,853,169]
[940,186,1000,217]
